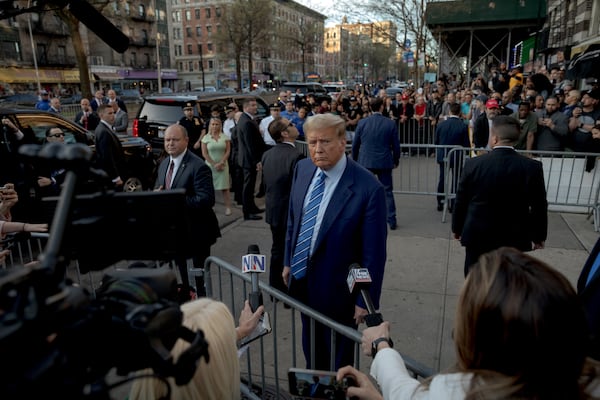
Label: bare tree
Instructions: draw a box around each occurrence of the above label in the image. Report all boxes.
[275,15,323,82]
[334,0,435,83]
[215,0,271,90]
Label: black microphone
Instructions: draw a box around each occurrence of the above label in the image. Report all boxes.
[347,263,384,327]
[65,0,130,53]
[242,244,266,312]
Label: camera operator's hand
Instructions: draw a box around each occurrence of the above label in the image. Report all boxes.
[0,249,10,264]
[336,365,383,400]
[361,321,391,357]
[0,184,18,217]
[236,300,264,340]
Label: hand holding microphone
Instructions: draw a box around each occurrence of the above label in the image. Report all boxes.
[242,244,266,311]
[346,263,383,326]
[239,244,272,347]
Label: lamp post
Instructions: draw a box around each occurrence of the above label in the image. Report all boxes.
[154,0,162,93]
[26,0,41,93]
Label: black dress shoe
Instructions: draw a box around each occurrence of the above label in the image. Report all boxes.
[244,214,262,220]
[389,221,397,230]
[437,204,443,211]
[250,208,265,214]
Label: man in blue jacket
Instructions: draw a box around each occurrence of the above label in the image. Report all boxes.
[352,97,400,229]
[434,102,471,212]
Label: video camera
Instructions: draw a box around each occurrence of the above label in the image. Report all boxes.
[0,143,209,399]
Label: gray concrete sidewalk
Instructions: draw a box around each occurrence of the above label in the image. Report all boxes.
[211,191,598,374]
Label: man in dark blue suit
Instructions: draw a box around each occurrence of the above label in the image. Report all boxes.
[577,237,600,360]
[261,117,304,293]
[452,116,547,276]
[155,124,221,302]
[352,97,400,230]
[283,114,387,370]
[434,102,470,211]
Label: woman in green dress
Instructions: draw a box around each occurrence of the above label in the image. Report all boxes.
[201,117,232,216]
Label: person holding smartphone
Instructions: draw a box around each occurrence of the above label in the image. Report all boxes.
[337,248,598,400]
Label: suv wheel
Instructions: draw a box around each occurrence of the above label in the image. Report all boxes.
[123,176,144,192]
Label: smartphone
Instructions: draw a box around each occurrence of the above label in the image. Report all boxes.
[288,368,355,400]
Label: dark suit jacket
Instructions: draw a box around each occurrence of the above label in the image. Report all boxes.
[237,112,266,169]
[261,142,304,229]
[434,116,470,163]
[284,157,387,322]
[94,122,124,181]
[472,112,490,148]
[578,237,600,360]
[352,113,400,169]
[74,110,100,131]
[452,147,548,252]
[155,150,220,248]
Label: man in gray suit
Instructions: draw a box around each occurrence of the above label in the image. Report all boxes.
[110,101,128,135]
[155,124,221,302]
[352,97,400,229]
[261,117,304,293]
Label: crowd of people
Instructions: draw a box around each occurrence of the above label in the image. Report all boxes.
[3,68,600,399]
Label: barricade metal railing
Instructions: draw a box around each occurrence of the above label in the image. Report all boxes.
[444,148,600,229]
[191,256,435,399]
[0,232,47,269]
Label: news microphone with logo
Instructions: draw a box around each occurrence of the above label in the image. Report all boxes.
[347,263,384,327]
[242,244,266,312]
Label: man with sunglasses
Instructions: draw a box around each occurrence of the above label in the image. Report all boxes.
[36,127,66,197]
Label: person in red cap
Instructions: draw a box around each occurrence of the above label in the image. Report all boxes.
[472,98,501,151]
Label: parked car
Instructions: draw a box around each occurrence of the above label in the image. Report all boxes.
[0,109,155,192]
[117,89,143,103]
[280,82,330,104]
[133,93,269,156]
[0,93,39,107]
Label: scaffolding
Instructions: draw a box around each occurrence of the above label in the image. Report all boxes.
[425,0,547,84]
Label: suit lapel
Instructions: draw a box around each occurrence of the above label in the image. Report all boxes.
[313,163,354,250]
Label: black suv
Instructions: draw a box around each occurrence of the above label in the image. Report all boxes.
[133,93,269,156]
[0,109,155,191]
[280,82,330,104]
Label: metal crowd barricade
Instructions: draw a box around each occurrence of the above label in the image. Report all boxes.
[191,257,434,399]
[443,148,600,229]
[0,232,48,269]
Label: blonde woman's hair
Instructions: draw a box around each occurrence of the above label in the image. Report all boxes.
[129,298,240,400]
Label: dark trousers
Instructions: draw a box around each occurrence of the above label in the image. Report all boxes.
[300,313,356,370]
[231,163,243,204]
[291,277,356,370]
[368,168,396,225]
[242,167,258,215]
[437,162,460,209]
[269,224,288,293]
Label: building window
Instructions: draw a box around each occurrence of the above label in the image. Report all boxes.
[215,7,221,17]
[195,9,200,18]
[207,43,213,52]
[206,25,212,36]
[205,8,211,18]
[130,52,137,66]
[179,61,183,70]
[138,4,145,18]
[185,10,191,20]
[186,27,192,37]
[197,43,202,54]
[188,61,194,71]
[124,2,130,15]
[196,26,201,36]
[216,24,221,33]
[187,44,193,54]
[208,60,213,70]
[144,52,150,67]
[57,45,66,63]
[173,11,181,21]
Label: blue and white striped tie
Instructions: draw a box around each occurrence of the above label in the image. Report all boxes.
[290,171,326,279]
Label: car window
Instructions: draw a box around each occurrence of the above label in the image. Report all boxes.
[138,100,188,124]
[16,114,87,144]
